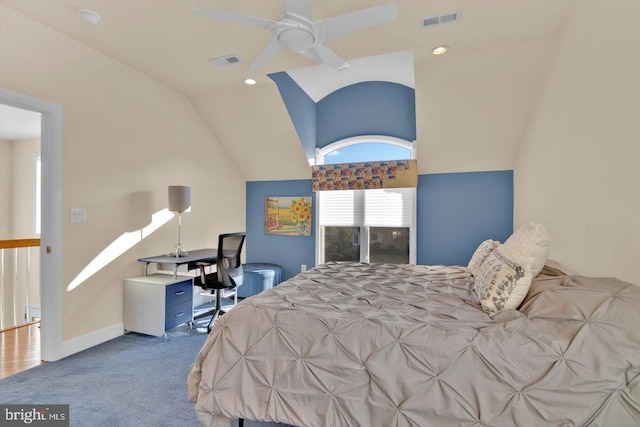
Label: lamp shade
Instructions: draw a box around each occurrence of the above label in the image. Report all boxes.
[168,186,191,213]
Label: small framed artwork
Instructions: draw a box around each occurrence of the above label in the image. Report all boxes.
[265,196,312,236]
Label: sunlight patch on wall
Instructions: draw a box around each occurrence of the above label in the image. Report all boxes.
[67,209,175,291]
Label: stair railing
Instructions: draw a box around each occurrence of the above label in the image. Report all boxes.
[0,239,40,331]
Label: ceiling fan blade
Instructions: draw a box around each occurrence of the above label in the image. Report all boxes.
[320,2,397,41]
[300,47,320,62]
[285,0,314,21]
[250,38,284,69]
[192,6,277,30]
[304,44,350,70]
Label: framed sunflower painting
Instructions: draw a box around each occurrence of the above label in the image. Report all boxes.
[265,196,312,236]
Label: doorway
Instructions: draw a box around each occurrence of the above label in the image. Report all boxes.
[0,104,41,330]
[0,88,63,362]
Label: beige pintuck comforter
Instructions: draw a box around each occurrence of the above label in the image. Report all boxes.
[188,261,640,427]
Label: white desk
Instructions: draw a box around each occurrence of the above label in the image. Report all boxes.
[138,248,217,278]
[123,273,193,338]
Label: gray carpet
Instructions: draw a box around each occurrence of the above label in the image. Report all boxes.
[0,312,294,427]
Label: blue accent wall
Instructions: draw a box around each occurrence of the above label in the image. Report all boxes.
[260,70,511,275]
[316,82,416,147]
[246,171,513,278]
[268,72,317,161]
[246,180,315,281]
[269,77,416,156]
[417,170,514,266]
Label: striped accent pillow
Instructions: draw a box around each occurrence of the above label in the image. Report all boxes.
[474,248,531,316]
[467,239,500,277]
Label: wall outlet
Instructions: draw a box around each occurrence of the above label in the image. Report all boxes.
[301,264,307,272]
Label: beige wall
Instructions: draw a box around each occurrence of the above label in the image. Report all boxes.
[11,137,39,238]
[514,1,640,285]
[0,5,246,340]
[0,139,10,238]
[415,37,558,174]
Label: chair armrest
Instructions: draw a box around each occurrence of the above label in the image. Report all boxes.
[196,261,216,273]
[196,263,209,286]
[196,261,213,266]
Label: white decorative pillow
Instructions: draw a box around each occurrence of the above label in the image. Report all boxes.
[467,239,500,276]
[503,265,532,311]
[474,248,532,316]
[499,222,550,278]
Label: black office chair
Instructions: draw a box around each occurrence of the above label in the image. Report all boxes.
[193,232,246,333]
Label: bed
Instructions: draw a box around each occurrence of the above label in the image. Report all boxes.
[188,227,640,427]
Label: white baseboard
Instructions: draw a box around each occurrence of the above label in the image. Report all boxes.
[61,323,124,359]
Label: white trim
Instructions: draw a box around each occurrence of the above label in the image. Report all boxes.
[314,136,417,266]
[315,135,416,165]
[61,323,124,358]
[361,226,371,263]
[0,88,64,361]
[314,194,321,266]
[34,152,41,236]
[410,188,417,264]
[316,188,417,265]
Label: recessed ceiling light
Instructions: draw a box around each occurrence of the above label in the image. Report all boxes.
[244,78,257,85]
[78,9,100,25]
[432,45,449,55]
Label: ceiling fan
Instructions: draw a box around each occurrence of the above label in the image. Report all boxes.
[192,1,397,71]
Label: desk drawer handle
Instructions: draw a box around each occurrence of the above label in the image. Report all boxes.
[174,312,184,318]
[175,290,185,296]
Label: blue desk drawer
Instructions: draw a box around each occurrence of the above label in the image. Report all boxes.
[165,300,192,331]
[166,279,192,306]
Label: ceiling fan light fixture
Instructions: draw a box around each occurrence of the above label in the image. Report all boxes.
[193,1,397,70]
[277,28,315,52]
[78,9,101,25]
[432,45,449,55]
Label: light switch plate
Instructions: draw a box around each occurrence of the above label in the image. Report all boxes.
[70,208,86,224]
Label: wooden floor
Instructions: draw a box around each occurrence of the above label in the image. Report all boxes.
[0,322,44,380]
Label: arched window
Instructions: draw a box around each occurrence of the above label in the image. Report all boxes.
[315,135,416,165]
[315,136,417,266]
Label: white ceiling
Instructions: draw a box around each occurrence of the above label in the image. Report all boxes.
[0,0,579,176]
[288,50,416,102]
[1,0,576,97]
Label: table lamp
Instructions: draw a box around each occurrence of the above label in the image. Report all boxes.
[168,185,191,257]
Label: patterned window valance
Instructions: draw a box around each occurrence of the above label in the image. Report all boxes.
[312,159,417,192]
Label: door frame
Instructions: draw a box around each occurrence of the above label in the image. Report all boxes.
[1,88,63,361]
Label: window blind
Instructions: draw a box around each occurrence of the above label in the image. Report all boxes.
[364,189,413,227]
[318,188,414,227]
[317,190,364,226]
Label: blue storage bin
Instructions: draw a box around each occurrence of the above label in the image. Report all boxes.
[239,263,282,298]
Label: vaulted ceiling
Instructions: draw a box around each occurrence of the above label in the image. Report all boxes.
[1,0,578,179]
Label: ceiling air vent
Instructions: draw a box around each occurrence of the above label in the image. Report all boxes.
[209,55,241,66]
[420,10,461,29]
